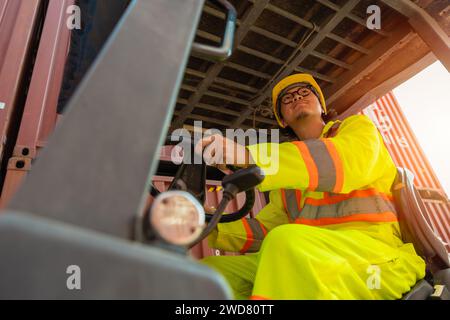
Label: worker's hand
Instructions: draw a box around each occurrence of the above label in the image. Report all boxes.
[194,134,254,168]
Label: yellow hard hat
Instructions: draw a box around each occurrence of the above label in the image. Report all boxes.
[272,73,327,128]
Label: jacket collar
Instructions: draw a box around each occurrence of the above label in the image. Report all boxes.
[321,120,342,138]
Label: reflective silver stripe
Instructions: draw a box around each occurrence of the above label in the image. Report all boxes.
[247,218,266,240]
[299,195,397,220]
[284,189,302,221]
[244,218,267,253]
[303,139,336,191]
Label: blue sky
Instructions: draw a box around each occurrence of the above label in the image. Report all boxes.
[393,61,450,195]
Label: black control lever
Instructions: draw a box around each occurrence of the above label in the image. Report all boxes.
[221,166,265,197]
[189,166,265,248]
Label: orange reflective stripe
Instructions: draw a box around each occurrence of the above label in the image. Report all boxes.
[294,211,398,226]
[295,189,302,209]
[240,219,267,253]
[322,139,344,193]
[292,141,318,191]
[250,295,270,300]
[305,188,393,206]
[240,218,254,253]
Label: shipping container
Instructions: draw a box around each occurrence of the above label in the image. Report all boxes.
[0,0,74,207]
[362,92,450,251]
[0,0,43,196]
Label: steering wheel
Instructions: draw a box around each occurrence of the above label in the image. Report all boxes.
[150,137,257,223]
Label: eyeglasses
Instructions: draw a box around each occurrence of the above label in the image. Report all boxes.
[280,86,313,105]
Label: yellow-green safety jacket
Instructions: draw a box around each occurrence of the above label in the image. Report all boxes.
[208,114,402,253]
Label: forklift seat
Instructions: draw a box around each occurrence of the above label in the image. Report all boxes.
[392,168,450,299]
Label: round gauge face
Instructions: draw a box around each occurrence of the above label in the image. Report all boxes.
[150,191,205,245]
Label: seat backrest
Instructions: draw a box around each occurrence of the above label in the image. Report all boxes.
[392,168,450,274]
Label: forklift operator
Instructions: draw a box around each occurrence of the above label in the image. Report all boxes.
[195,73,426,300]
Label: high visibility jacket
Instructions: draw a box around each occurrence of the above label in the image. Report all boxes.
[208,114,401,253]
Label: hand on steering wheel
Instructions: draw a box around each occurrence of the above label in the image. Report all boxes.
[194,134,253,168]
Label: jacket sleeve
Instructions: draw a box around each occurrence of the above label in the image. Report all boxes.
[207,189,289,253]
[247,115,394,194]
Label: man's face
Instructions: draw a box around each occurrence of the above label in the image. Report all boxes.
[279,85,322,127]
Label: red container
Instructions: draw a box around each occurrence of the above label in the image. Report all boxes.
[362,92,450,251]
[0,0,42,178]
[0,0,74,207]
